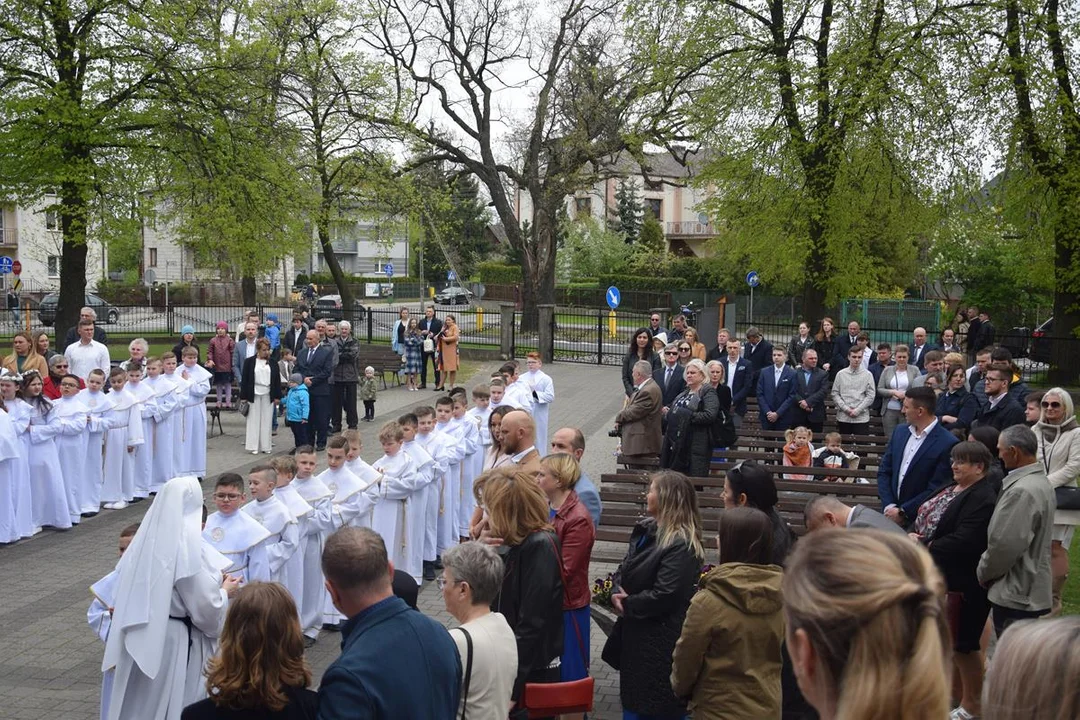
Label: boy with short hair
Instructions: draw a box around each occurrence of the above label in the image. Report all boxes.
[89,522,140,720]
[144,356,179,494]
[202,473,272,582]
[264,313,281,359]
[398,413,438,580]
[242,465,303,604]
[177,346,212,478]
[284,372,310,448]
[522,352,555,454]
[124,364,156,500]
[101,367,144,510]
[434,396,465,553]
[811,432,862,483]
[468,384,493,446]
[371,421,424,585]
[488,377,506,408]
[78,368,122,513]
[453,395,482,542]
[288,447,335,644]
[415,405,452,573]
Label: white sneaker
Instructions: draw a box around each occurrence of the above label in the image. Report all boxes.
[950,707,977,720]
[113,501,129,510]
[103,502,117,510]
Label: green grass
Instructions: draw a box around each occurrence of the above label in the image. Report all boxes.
[1062,532,1080,615]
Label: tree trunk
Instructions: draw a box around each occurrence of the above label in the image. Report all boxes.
[317,212,355,324]
[242,276,257,307]
[56,180,90,353]
[520,199,560,332]
[1049,173,1080,384]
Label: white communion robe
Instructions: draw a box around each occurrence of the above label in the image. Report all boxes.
[372,450,425,585]
[126,380,157,499]
[402,439,436,576]
[523,368,555,455]
[290,474,336,639]
[0,407,27,543]
[201,510,272,583]
[317,464,382,626]
[19,399,71,530]
[502,379,535,414]
[175,364,211,477]
[89,569,119,720]
[271,484,313,606]
[456,414,483,537]
[145,375,180,493]
[77,388,122,513]
[416,428,452,562]
[53,395,91,521]
[435,420,466,553]
[101,387,145,505]
[1,400,33,539]
[241,494,300,593]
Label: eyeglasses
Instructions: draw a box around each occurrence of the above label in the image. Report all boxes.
[213,493,242,501]
[60,383,79,389]
[1042,401,1062,409]
[436,576,465,590]
[664,351,677,356]
[53,363,69,369]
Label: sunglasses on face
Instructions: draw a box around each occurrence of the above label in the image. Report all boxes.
[679,347,691,352]
[1043,401,1062,409]
[664,351,677,356]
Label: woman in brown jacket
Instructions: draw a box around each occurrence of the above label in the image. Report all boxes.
[671,506,785,719]
[2,331,48,378]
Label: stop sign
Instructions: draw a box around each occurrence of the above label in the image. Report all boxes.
[12,260,21,275]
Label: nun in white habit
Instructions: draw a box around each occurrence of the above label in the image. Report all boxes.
[104,476,238,720]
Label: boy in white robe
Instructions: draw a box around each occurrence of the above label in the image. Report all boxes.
[500,363,535,414]
[452,393,482,541]
[434,397,465,554]
[144,358,179,494]
[372,421,426,585]
[89,523,139,720]
[0,372,34,539]
[161,353,188,477]
[241,466,301,598]
[78,369,124,514]
[488,377,506,409]
[287,447,337,643]
[176,348,212,478]
[124,365,157,500]
[53,374,91,522]
[398,415,437,573]
[102,368,144,509]
[105,477,238,720]
[522,353,555,455]
[415,406,453,575]
[268,456,313,611]
[202,473,272,582]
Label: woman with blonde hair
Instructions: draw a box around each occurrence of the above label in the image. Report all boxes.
[182,582,316,718]
[684,327,707,360]
[475,470,564,713]
[982,616,1080,720]
[604,470,704,719]
[33,329,57,363]
[2,331,47,377]
[783,528,951,720]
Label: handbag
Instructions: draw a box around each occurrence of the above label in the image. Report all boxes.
[520,534,595,718]
[1055,486,1080,510]
[237,399,250,417]
[423,337,435,353]
[600,617,624,670]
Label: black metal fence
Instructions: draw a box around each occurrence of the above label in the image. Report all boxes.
[551,307,654,366]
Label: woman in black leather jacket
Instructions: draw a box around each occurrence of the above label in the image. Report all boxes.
[622,328,659,397]
[604,471,704,719]
[478,470,564,716]
[660,359,719,477]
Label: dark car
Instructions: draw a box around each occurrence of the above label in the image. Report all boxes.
[1030,317,1054,364]
[312,294,366,322]
[433,286,473,305]
[37,292,120,327]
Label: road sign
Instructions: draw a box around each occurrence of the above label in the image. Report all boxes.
[144,268,157,286]
[746,271,760,288]
[12,278,21,292]
[11,260,21,276]
[0,257,11,274]
[384,262,394,278]
[447,270,456,281]
[606,286,621,310]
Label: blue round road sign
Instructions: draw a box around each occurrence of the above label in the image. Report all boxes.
[746,271,760,288]
[384,262,394,278]
[0,257,12,274]
[606,286,621,310]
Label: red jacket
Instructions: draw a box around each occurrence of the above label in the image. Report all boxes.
[552,491,595,610]
[43,374,83,400]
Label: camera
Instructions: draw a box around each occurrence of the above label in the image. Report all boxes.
[608,426,622,438]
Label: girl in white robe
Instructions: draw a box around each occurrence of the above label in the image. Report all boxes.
[0,373,34,539]
[102,370,144,509]
[0,401,23,543]
[104,476,236,720]
[124,367,157,499]
[144,360,179,493]
[20,372,73,530]
[53,388,92,520]
[77,373,122,514]
[175,359,211,478]
[290,468,335,640]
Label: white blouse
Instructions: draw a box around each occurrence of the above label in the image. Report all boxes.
[253,359,271,395]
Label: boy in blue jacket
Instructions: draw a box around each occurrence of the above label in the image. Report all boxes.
[285,372,310,449]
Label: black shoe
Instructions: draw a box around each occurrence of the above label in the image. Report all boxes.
[322,622,341,632]
[423,561,436,581]
[433,556,444,570]
[303,636,317,648]
[81,511,99,519]
[419,384,427,389]
[316,445,326,451]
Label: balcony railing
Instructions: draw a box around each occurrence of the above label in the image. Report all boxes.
[0,228,16,246]
[665,221,716,237]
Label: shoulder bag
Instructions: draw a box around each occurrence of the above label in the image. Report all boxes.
[1055,486,1080,510]
[452,627,473,720]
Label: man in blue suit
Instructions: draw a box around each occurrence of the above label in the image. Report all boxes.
[792,348,829,433]
[909,326,939,371]
[757,347,797,430]
[295,329,334,450]
[741,327,773,396]
[722,339,752,427]
[877,386,959,528]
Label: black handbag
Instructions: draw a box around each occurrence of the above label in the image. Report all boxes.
[1055,486,1080,510]
[600,617,624,671]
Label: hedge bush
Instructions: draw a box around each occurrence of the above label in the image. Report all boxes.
[596,274,688,291]
[478,262,523,284]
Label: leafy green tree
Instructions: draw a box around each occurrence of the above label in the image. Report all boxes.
[558,217,632,281]
[613,180,643,243]
[638,215,666,254]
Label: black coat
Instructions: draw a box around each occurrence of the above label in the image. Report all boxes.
[418,316,443,350]
[793,366,829,425]
[660,385,719,478]
[652,362,687,408]
[172,340,200,364]
[492,530,564,701]
[936,389,979,432]
[181,688,318,720]
[926,479,999,599]
[787,335,815,366]
[240,356,283,403]
[711,382,737,448]
[609,519,700,718]
[624,351,660,397]
[813,335,836,373]
[742,339,774,393]
[974,393,1026,431]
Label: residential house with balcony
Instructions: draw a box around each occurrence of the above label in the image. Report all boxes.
[513,148,719,257]
[0,196,107,295]
[304,212,410,280]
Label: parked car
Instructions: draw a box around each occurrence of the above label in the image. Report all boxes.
[434,285,473,305]
[999,325,1030,359]
[312,294,366,322]
[1030,317,1054,364]
[37,292,120,327]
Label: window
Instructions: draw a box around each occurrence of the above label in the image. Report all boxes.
[646,199,663,219]
[574,197,592,218]
[47,255,60,278]
[45,209,59,231]
[148,248,158,267]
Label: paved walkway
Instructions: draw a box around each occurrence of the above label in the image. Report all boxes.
[0,360,629,719]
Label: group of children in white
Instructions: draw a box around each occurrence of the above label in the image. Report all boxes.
[79,355,554,720]
[0,348,212,542]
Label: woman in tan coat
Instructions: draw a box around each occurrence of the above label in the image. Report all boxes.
[2,331,48,377]
[436,313,459,390]
[671,506,784,719]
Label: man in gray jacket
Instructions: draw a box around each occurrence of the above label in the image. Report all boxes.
[977,424,1055,636]
[330,320,360,433]
[803,497,906,535]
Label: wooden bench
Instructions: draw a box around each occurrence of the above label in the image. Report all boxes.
[357,344,405,389]
[616,453,879,483]
[593,471,884,563]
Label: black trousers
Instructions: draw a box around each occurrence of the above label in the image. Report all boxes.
[421,351,440,387]
[792,408,823,434]
[363,400,375,420]
[309,393,330,448]
[992,604,1047,637]
[837,421,870,436]
[290,421,309,448]
[331,382,358,431]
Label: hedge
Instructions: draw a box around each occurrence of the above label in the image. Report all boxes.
[596,274,688,291]
[478,262,522,284]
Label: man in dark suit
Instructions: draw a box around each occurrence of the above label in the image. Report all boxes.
[792,348,829,433]
[972,310,995,351]
[723,339,753,426]
[973,363,1026,430]
[830,320,861,378]
[417,305,442,389]
[705,328,731,363]
[939,328,960,354]
[877,386,959,527]
[295,329,334,449]
[63,306,108,349]
[757,347,797,430]
[741,327,773,397]
[653,344,687,410]
[869,343,893,417]
[910,327,939,370]
[804,497,907,535]
[616,360,663,466]
[283,314,308,357]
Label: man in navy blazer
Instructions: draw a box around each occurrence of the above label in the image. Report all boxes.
[652,345,687,409]
[877,386,959,527]
[295,329,334,449]
[722,339,753,425]
[757,347,797,430]
[792,348,829,432]
[910,326,939,370]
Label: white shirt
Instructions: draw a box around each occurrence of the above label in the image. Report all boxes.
[773,365,784,384]
[726,360,738,388]
[450,612,518,720]
[897,419,938,496]
[510,446,537,464]
[64,339,111,381]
